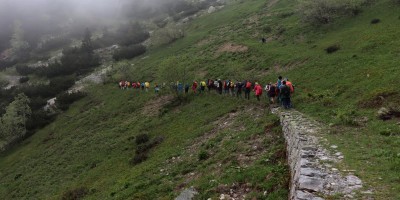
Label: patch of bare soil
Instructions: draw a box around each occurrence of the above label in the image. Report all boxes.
[141,95,175,117]
[197,37,214,46]
[217,43,249,53]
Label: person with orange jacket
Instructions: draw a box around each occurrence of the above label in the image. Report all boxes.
[285,78,294,93]
[254,82,263,101]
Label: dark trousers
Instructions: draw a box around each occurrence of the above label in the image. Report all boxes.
[245,89,251,100]
[282,98,291,109]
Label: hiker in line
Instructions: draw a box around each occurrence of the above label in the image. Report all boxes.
[244,80,252,100]
[265,83,271,99]
[155,84,160,94]
[254,82,263,101]
[119,81,124,89]
[229,80,235,96]
[177,82,183,94]
[185,83,190,94]
[145,81,150,92]
[268,83,277,104]
[207,79,213,92]
[285,78,294,94]
[137,81,141,90]
[192,81,198,94]
[280,81,291,109]
[276,76,283,103]
[261,37,266,43]
[223,80,229,95]
[132,81,137,89]
[126,81,131,89]
[235,80,243,98]
[141,82,145,91]
[217,79,223,94]
[200,80,206,94]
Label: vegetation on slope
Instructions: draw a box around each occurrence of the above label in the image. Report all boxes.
[0,0,400,199]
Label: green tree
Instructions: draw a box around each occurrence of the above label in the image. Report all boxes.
[0,94,31,141]
[81,28,94,54]
[10,20,30,58]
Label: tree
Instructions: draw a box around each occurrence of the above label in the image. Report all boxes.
[0,94,31,141]
[159,56,193,96]
[81,28,94,54]
[10,20,30,58]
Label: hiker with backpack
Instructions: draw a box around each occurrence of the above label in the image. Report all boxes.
[235,80,243,98]
[285,78,294,94]
[185,83,190,94]
[280,81,291,109]
[244,80,252,100]
[200,80,207,94]
[217,79,223,94]
[145,81,150,92]
[192,81,198,94]
[254,82,263,101]
[207,79,213,92]
[229,80,235,96]
[155,84,160,94]
[224,80,230,95]
[268,83,277,104]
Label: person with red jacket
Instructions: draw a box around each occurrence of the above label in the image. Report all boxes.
[192,81,198,94]
[244,80,252,100]
[254,82,263,101]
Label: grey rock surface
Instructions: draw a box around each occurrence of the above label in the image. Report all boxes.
[175,187,198,200]
[271,108,363,200]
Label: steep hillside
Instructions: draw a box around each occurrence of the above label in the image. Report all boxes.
[1,0,400,199]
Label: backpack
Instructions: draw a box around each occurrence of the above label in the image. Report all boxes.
[246,82,252,89]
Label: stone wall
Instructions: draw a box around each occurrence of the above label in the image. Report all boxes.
[272,108,363,200]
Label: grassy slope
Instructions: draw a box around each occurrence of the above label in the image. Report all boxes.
[1,0,400,199]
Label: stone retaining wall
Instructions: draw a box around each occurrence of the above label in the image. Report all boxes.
[272,108,363,200]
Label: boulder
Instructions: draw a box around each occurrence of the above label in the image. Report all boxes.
[208,6,216,14]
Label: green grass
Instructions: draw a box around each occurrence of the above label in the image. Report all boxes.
[1,0,400,199]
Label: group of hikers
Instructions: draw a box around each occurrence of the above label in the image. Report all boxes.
[118,76,294,108]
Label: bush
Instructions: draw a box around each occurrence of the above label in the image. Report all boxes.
[19,77,29,84]
[198,150,209,161]
[16,65,36,76]
[26,110,56,132]
[56,92,86,111]
[135,133,150,145]
[113,45,146,61]
[298,0,371,25]
[333,107,359,126]
[62,187,88,200]
[35,37,71,53]
[371,18,381,24]
[325,44,340,54]
[130,153,148,165]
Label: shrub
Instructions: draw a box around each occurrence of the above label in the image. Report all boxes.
[370,18,381,24]
[135,133,150,145]
[325,44,340,54]
[62,187,88,200]
[19,77,29,84]
[130,153,148,165]
[298,0,371,25]
[16,65,36,76]
[26,110,56,132]
[333,107,358,126]
[35,37,71,53]
[198,150,209,161]
[56,92,86,111]
[113,45,146,61]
